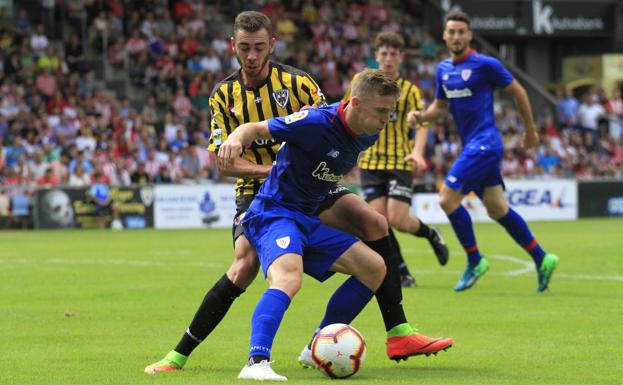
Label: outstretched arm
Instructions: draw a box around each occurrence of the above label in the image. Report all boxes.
[217,121,272,165]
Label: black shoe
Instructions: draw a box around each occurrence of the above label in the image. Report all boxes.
[400,274,417,288]
[428,227,449,266]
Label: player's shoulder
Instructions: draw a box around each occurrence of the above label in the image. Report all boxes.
[209,70,240,99]
[475,52,504,68]
[437,58,454,70]
[272,61,313,78]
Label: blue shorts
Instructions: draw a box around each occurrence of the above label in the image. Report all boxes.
[445,146,504,197]
[242,200,358,282]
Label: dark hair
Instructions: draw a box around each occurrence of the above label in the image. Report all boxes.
[374,32,404,51]
[444,10,471,28]
[351,69,400,99]
[233,11,272,36]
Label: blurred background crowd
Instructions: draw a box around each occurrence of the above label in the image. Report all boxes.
[0,0,622,200]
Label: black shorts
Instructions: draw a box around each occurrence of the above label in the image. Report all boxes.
[314,184,354,215]
[360,169,413,204]
[232,195,255,243]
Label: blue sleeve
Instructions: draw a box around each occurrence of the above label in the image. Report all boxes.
[268,109,322,151]
[484,56,514,88]
[434,64,446,100]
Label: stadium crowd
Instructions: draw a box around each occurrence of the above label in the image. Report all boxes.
[0,0,622,200]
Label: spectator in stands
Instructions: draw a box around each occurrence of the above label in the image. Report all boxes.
[68,162,91,186]
[130,162,150,185]
[36,167,59,186]
[35,67,57,100]
[577,92,605,143]
[30,24,49,58]
[68,150,93,175]
[556,88,579,128]
[606,89,623,139]
[29,150,48,182]
[65,34,85,74]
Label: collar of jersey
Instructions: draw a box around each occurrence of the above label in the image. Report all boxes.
[238,61,273,91]
[452,48,477,64]
[336,100,360,138]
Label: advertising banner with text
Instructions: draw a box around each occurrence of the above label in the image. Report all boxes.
[411,180,578,223]
[154,184,237,229]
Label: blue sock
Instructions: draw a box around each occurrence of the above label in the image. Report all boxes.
[447,205,481,266]
[249,288,291,360]
[496,208,546,266]
[318,276,375,329]
[307,277,375,346]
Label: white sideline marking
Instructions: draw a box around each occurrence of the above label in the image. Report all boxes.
[5,258,223,269]
[4,252,623,283]
[402,249,623,282]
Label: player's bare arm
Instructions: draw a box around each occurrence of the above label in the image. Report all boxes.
[404,123,429,172]
[407,99,449,127]
[218,156,272,179]
[218,121,272,163]
[506,79,539,149]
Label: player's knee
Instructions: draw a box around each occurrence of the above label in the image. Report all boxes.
[439,194,459,214]
[270,273,302,298]
[485,202,508,220]
[366,255,386,291]
[360,210,389,241]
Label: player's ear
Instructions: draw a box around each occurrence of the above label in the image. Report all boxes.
[350,96,361,108]
[269,36,276,54]
[230,37,236,53]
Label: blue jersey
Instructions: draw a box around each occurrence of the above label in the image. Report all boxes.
[255,102,378,216]
[435,50,513,151]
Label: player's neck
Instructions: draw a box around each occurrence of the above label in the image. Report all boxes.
[450,48,474,62]
[343,104,363,136]
[241,61,271,88]
[380,68,399,80]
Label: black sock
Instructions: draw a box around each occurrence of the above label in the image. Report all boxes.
[389,227,411,276]
[175,274,245,356]
[251,355,269,363]
[414,221,432,238]
[365,236,408,332]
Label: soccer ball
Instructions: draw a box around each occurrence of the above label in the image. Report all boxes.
[310,323,366,379]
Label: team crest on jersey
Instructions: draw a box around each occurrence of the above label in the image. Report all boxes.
[276,236,290,249]
[461,69,472,81]
[272,89,290,109]
[285,110,309,124]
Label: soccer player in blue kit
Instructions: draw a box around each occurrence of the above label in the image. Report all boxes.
[410,11,558,293]
[219,69,452,381]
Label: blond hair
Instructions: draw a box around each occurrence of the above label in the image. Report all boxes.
[351,69,400,100]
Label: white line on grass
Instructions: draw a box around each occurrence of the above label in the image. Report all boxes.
[5,258,223,269]
[402,248,623,282]
[5,253,623,282]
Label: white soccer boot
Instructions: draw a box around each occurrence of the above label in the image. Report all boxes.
[297,345,314,368]
[238,359,287,381]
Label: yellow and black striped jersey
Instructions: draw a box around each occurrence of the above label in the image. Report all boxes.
[343,72,425,171]
[208,62,326,197]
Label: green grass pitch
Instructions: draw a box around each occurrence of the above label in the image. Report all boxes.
[1,218,622,385]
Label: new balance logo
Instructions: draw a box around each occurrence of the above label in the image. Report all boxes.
[327,149,340,158]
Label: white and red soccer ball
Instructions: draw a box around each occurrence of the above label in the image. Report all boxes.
[310,323,367,379]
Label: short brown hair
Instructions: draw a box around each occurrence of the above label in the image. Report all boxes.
[351,69,400,99]
[233,11,272,36]
[444,10,471,28]
[374,32,404,51]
